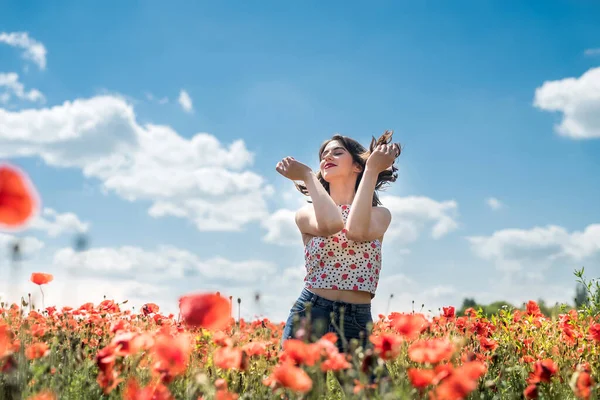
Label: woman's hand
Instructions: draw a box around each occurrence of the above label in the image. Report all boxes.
[275,157,313,181]
[365,143,400,173]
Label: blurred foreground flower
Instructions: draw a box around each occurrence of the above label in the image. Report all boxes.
[27,390,57,400]
[178,292,231,330]
[0,163,39,229]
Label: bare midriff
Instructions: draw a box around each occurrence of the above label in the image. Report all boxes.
[302,225,380,304]
[308,287,372,304]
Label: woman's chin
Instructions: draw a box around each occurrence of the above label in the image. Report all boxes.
[321,171,334,182]
[322,172,343,183]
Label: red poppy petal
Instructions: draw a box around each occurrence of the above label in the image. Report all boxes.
[0,164,38,227]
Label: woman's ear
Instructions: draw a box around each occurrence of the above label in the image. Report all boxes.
[353,162,363,174]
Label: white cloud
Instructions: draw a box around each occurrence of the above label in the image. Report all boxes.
[422,285,456,298]
[262,195,459,247]
[280,186,310,209]
[0,73,45,103]
[369,273,463,317]
[30,208,89,237]
[53,245,276,283]
[178,89,193,113]
[1,233,575,322]
[0,261,574,322]
[486,197,503,211]
[260,187,309,246]
[381,195,459,242]
[0,95,138,166]
[261,209,299,246]
[0,241,458,321]
[144,92,169,104]
[223,264,309,321]
[44,244,297,320]
[0,95,274,232]
[533,67,600,139]
[148,202,188,218]
[467,223,600,272]
[373,272,578,319]
[0,32,47,70]
[584,48,600,56]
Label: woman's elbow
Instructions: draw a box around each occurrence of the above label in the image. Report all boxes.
[345,229,368,242]
[323,219,345,236]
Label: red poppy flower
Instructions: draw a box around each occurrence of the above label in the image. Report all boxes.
[179,292,231,331]
[574,371,594,400]
[272,362,313,393]
[588,323,600,342]
[141,302,159,316]
[30,272,53,285]
[25,342,49,360]
[528,358,557,384]
[281,339,321,366]
[390,313,429,340]
[214,346,243,370]
[0,324,11,358]
[434,375,479,400]
[26,391,57,400]
[123,378,173,400]
[408,337,455,364]
[152,333,192,377]
[369,333,403,360]
[442,306,455,318]
[0,164,38,228]
[407,368,436,388]
[524,384,538,399]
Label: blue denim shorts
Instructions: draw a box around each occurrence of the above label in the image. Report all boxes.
[281,287,373,353]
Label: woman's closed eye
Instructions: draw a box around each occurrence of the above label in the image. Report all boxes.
[321,150,345,160]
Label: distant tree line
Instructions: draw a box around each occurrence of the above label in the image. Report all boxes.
[457,278,599,319]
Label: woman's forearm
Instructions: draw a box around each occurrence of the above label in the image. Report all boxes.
[303,172,344,234]
[345,167,378,241]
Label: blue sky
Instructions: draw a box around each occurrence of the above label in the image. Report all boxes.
[1,1,599,320]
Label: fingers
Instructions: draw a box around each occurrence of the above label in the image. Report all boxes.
[377,143,400,157]
[278,157,289,165]
[376,144,394,154]
[275,157,294,175]
[375,144,387,153]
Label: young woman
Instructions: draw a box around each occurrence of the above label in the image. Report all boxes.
[276,130,400,353]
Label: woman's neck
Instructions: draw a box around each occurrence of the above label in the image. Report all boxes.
[328,180,356,206]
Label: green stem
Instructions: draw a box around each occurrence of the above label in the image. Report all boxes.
[40,285,45,310]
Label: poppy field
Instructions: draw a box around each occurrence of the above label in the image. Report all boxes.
[1,163,600,400]
[0,279,599,400]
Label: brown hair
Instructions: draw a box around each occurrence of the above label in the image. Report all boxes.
[295,130,401,206]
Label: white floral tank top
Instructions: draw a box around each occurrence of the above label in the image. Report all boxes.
[304,204,381,297]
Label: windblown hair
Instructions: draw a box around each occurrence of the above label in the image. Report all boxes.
[295,130,401,206]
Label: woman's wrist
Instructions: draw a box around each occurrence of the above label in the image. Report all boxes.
[301,169,316,182]
[362,166,380,180]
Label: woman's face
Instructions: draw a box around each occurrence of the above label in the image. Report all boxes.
[319,140,360,182]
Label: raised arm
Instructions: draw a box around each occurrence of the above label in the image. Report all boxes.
[296,173,344,236]
[345,168,391,241]
[345,144,397,242]
[276,157,344,237]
